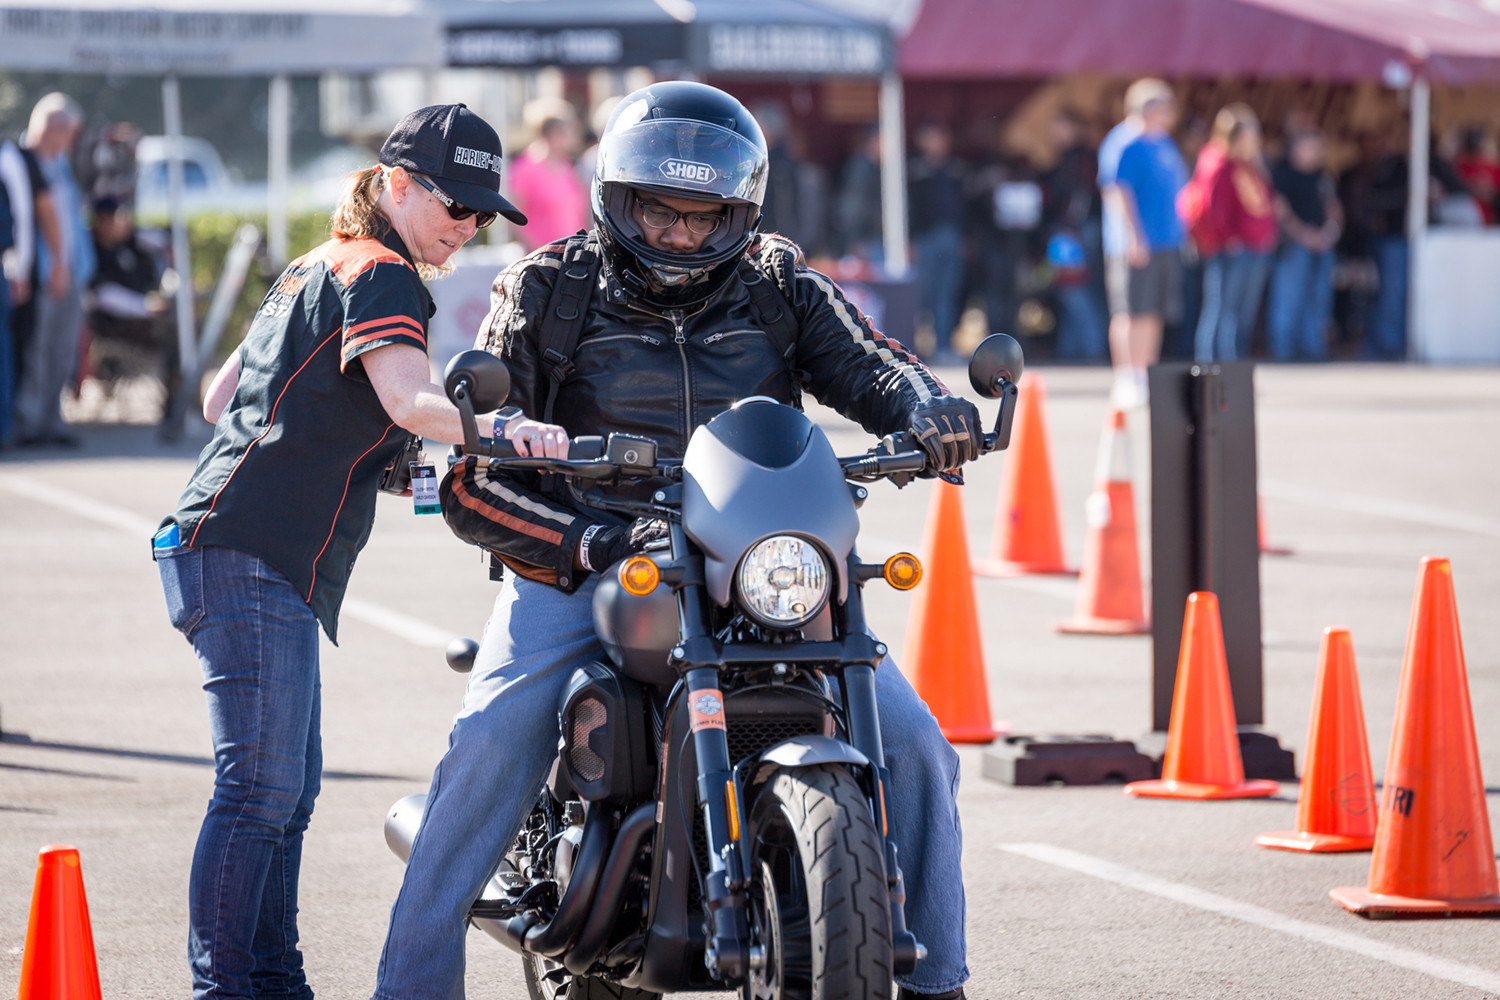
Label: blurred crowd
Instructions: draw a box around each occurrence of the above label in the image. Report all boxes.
[0,90,173,451]
[7,81,1498,447]
[892,78,1500,394]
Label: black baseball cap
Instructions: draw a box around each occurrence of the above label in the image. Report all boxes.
[380,103,527,226]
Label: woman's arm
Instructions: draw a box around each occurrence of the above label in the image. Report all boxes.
[203,348,240,424]
[361,342,498,445]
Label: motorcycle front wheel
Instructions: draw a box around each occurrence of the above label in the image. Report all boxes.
[742,764,894,1000]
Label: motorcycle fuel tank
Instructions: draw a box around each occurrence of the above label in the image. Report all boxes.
[680,398,859,608]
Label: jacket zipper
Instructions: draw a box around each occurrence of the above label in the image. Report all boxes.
[702,329,761,345]
[577,332,662,350]
[671,310,691,442]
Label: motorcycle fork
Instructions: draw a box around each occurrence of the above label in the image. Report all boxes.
[670,524,750,981]
[836,577,925,975]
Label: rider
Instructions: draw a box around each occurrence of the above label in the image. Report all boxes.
[371,82,980,1000]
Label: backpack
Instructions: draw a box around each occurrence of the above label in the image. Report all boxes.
[534,232,802,423]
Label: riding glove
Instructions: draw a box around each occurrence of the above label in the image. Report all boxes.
[906,395,983,472]
[578,518,670,572]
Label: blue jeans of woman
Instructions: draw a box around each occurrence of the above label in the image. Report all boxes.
[1266,243,1334,360]
[1194,249,1270,362]
[372,575,969,999]
[157,544,323,1000]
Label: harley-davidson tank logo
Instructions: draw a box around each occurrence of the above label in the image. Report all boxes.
[659,158,717,185]
[689,689,726,732]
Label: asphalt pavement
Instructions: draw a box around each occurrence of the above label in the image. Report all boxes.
[2,362,1497,998]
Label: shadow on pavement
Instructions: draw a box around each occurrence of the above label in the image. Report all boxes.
[1,732,413,782]
[0,420,212,465]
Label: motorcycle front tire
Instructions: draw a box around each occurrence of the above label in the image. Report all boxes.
[743,763,895,1000]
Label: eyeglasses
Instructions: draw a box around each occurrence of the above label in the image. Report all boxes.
[637,200,725,236]
[411,173,498,229]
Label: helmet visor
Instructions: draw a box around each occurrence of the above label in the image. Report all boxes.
[596,118,768,206]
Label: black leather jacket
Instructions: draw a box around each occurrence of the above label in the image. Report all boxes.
[441,232,952,591]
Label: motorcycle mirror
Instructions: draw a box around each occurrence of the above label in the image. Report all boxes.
[443,350,511,411]
[968,333,1025,399]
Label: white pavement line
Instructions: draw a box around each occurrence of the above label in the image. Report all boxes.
[0,472,456,650]
[341,597,454,650]
[0,474,159,537]
[1262,480,1500,541]
[1000,842,1500,996]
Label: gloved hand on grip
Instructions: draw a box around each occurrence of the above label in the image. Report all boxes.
[906,395,983,473]
[578,518,670,573]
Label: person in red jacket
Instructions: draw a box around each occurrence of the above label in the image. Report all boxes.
[1180,104,1278,360]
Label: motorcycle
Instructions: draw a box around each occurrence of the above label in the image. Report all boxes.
[383,334,1024,1000]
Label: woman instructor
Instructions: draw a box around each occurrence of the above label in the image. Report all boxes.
[152,104,525,1000]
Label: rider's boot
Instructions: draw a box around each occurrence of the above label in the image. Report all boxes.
[898,988,965,1000]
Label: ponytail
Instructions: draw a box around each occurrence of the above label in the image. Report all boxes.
[330,166,389,242]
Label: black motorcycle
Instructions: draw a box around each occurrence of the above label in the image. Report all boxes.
[383,335,1023,1000]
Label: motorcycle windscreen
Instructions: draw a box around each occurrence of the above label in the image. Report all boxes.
[681,399,859,607]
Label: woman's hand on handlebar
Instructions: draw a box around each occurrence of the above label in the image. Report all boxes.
[506,417,571,459]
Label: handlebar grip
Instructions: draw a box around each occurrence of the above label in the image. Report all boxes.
[481,436,518,459]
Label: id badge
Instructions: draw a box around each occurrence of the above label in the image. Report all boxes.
[411,463,440,515]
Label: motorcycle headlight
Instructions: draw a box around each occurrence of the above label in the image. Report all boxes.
[735,535,830,629]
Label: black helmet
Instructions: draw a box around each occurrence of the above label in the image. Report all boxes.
[592,81,768,308]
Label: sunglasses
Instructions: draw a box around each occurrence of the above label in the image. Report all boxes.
[411,173,498,229]
[637,200,725,236]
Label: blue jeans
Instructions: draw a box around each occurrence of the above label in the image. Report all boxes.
[373,576,969,999]
[1194,250,1270,362]
[158,545,323,1000]
[915,223,965,354]
[1266,243,1334,360]
[1369,235,1408,359]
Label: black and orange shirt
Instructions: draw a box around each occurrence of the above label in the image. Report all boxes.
[169,228,434,642]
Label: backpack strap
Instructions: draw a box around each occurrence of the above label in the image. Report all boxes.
[737,245,803,407]
[536,231,601,424]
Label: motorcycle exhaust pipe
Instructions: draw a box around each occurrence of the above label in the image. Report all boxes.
[383,793,535,955]
[562,803,657,974]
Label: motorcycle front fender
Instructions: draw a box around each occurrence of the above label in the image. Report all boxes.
[750,734,870,785]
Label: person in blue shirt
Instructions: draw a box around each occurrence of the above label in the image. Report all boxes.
[1099,79,1187,407]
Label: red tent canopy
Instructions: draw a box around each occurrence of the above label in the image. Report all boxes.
[899,0,1500,84]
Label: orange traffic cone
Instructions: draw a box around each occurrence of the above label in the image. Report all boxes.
[1124,592,1280,800]
[1256,628,1376,852]
[1258,497,1292,557]
[1331,557,1500,916]
[903,479,1002,743]
[975,372,1072,577]
[1057,408,1148,634]
[18,845,102,1000]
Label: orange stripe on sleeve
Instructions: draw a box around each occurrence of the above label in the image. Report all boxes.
[343,326,427,355]
[345,314,424,340]
[450,474,566,547]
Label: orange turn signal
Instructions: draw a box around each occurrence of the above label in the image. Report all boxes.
[620,556,661,596]
[883,553,922,591]
[725,779,741,841]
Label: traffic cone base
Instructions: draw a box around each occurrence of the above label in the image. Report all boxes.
[939,719,1010,744]
[976,558,1076,578]
[1329,885,1500,918]
[1123,777,1279,800]
[1057,614,1149,635]
[1256,829,1375,853]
